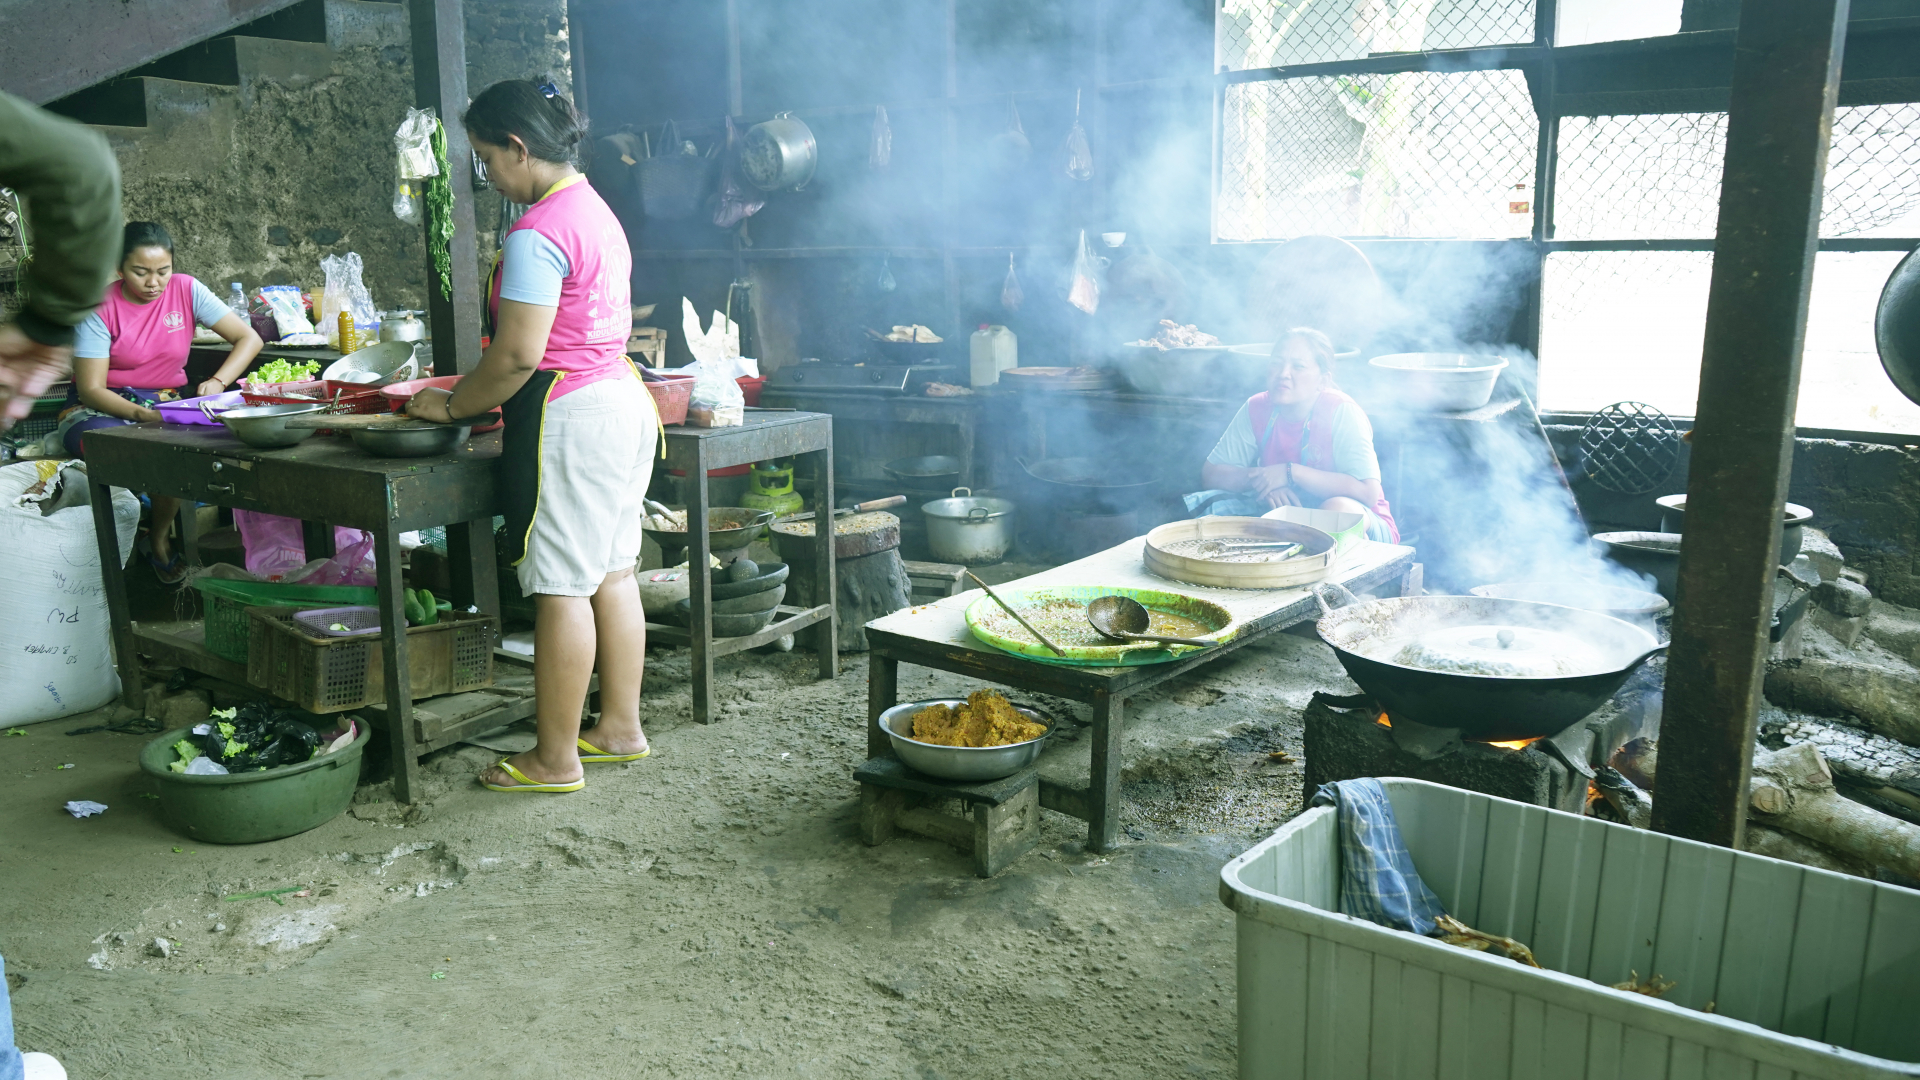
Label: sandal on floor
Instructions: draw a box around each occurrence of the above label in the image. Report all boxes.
[577,737,649,763]
[480,759,584,793]
[149,552,187,585]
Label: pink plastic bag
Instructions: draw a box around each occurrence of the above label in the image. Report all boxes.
[233,510,375,584]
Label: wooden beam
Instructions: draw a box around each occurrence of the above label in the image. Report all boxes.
[409,0,483,376]
[1651,0,1849,848]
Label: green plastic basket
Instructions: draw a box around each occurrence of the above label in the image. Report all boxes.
[193,578,378,664]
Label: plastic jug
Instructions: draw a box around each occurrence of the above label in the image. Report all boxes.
[969,324,1017,387]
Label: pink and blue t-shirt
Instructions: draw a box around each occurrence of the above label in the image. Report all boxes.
[74,273,231,390]
[491,174,633,399]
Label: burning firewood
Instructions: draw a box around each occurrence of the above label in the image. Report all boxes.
[1432,915,1540,968]
[1611,970,1677,998]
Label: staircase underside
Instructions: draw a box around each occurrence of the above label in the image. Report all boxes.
[0,0,310,104]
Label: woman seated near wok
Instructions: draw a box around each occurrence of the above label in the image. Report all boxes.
[57,221,263,582]
[1186,326,1399,543]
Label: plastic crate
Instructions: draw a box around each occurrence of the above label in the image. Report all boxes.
[290,606,383,638]
[241,379,387,414]
[1220,778,1920,1080]
[192,578,378,663]
[246,605,496,713]
[644,372,696,426]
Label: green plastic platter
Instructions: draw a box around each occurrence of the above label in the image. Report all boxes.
[963,585,1238,667]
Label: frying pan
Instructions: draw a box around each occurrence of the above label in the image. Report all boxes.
[1314,588,1667,741]
[1875,246,1920,404]
[1017,456,1158,505]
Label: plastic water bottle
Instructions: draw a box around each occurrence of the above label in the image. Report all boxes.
[228,282,247,318]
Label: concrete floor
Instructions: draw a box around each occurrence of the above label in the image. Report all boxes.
[0,621,1344,1078]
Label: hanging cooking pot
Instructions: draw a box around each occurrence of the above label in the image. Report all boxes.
[1874,245,1920,404]
[742,113,817,192]
[1313,585,1667,741]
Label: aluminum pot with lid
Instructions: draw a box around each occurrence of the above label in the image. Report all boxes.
[378,310,426,343]
[741,113,817,192]
[921,487,1016,565]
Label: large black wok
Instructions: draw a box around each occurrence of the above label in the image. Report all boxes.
[1018,456,1158,510]
[1315,592,1667,741]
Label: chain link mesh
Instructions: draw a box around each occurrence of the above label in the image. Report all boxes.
[1555,103,1920,240]
[1218,0,1536,71]
[1219,69,1537,241]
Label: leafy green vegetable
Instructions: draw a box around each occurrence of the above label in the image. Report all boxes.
[249,359,320,387]
[211,707,236,720]
[428,117,454,302]
[216,721,248,758]
[169,739,201,773]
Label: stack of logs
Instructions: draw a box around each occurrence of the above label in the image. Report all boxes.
[1598,661,1920,884]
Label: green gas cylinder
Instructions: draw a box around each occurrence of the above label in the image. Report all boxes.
[740,459,804,535]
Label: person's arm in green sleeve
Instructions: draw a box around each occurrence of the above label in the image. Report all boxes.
[0,90,122,426]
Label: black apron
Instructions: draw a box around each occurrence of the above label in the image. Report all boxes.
[498,368,564,566]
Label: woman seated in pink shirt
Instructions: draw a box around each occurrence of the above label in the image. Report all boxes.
[58,222,263,582]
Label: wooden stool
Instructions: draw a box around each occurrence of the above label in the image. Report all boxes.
[855,756,1040,877]
[902,559,967,605]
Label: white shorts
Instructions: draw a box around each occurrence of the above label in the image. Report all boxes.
[516,375,658,597]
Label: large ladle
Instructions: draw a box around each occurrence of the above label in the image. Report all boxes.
[1086,595,1217,649]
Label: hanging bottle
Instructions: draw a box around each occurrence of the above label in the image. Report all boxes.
[1001,253,1024,312]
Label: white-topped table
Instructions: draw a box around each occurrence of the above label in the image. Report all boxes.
[862,536,1418,852]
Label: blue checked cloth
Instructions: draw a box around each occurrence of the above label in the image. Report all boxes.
[1310,779,1446,936]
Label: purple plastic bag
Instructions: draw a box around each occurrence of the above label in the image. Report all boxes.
[712,116,766,229]
[233,510,374,583]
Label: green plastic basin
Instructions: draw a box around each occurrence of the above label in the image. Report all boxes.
[137,722,370,844]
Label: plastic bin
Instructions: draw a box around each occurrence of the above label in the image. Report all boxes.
[1220,778,1920,1080]
[157,390,248,426]
[192,578,379,663]
[644,372,696,426]
[246,605,496,713]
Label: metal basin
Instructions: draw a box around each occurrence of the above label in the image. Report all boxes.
[347,421,472,458]
[322,340,418,384]
[216,403,329,448]
[874,698,1052,782]
[1653,495,1812,563]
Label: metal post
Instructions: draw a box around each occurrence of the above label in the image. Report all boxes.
[409,0,483,376]
[1650,0,1848,848]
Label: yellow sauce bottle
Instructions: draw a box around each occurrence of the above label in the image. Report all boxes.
[337,310,356,355]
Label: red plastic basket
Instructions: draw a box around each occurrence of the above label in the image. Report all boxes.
[241,379,387,414]
[737,375,765,407]
[645,372,696,426]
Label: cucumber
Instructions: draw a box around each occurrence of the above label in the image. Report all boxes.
[404,590,426,625]
[417,588,438,624]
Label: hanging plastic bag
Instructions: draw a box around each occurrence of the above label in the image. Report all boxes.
[711,116,766,229]
[1001,253,1024,312]
[1065,89,1093,181]
[990,96,1031,170]
[877,255,896,293]
[319,253,378,349]
[1068,229,1100,314]
[392,108,439,225]
[869,105,892,168]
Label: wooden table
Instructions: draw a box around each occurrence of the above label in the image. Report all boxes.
[862,536,1418,852]
[83,422,503,803]
[647,410,838,724]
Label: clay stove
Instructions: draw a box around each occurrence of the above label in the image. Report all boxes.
[1303,668,1661,813]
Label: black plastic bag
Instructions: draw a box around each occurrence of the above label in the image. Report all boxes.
[200,702,321,772]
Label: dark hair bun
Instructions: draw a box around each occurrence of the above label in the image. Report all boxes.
[464,77,588,164]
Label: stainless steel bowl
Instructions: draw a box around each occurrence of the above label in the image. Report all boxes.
[875,698,1052,782]
[347,421,472,458]
[216,403,329,448]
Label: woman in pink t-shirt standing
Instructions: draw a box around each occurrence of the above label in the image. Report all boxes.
[406,79,658,794]
[60,222,263,582]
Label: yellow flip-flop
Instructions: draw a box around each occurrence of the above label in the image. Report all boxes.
[577,737,649,764]
[480,759,584,793]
